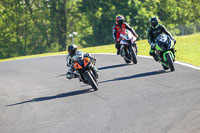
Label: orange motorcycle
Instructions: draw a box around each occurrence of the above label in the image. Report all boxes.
[72,54,98,91]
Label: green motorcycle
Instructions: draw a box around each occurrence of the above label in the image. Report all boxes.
[154,34,176,71]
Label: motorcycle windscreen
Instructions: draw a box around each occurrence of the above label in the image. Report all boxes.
[120,40,129,45]
[120,29,133,40]
[156,34,171,50]
[120,34,129,40]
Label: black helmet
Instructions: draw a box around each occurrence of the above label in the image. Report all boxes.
[150,17,159,29]
[116,15,124,26]
[68,44,77,56]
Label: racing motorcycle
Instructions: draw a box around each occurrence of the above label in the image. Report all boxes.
[71,53,98,91]
[119,29,137,64]
[154,34,176,71]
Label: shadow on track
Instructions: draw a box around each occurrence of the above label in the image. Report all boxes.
[98,63,131,70]
[99,70,168,83]
[55,63,130,78]
[55,63,130,77]
[7,89,92,106]
[55,73,67,77]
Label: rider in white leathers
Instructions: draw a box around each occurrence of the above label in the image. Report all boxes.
[66,44,98,79]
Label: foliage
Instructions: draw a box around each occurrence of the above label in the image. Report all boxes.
[0,0,200,59]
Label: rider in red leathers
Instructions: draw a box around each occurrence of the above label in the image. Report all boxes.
[113,15,138,55]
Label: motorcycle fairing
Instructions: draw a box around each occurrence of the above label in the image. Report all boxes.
[74,62,83,69]
[84,57,90,67]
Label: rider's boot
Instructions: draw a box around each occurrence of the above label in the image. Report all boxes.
[149,49,158,61]
[66,72,78,79]
[117,48,120,55]
[115,43,121,55]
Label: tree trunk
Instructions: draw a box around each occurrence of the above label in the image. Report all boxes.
[50,0,57,47]
[58,0,67,50]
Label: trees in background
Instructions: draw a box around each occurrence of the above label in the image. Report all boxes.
[0,0,199,59]
[0,0,67,58]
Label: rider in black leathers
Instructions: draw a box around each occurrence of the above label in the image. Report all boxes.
[147,17,176,61]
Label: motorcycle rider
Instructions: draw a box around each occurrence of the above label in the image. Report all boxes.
[113,15,138,55]
[147,16,176,61]
[66,44,98,79]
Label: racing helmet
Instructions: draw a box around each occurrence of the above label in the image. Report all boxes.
[116,15,124,26]
[68,44,77,56]
[150,17,159,29]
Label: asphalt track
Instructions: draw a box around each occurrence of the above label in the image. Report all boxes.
[0,54,200,133]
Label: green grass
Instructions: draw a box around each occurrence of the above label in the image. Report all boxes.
[1,34,200,67]
[174,34,200,67]
[0,52,67,62]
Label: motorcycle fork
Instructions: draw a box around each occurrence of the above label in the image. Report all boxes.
[163,51,175,62]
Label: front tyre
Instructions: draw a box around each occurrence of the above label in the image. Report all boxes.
[129,46,137,64]
[124,48,131,63]
[121,47,131,64]
[162,64,169,70]
[84,71,98,91]
[166,53,175,71]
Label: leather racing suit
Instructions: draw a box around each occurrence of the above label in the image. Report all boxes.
[147,24,175,55]
[113,22,138,53]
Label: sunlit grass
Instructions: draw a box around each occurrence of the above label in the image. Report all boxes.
[175,34,200,67]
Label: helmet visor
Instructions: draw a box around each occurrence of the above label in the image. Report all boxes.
[69,50,75,56]
[118,20,124,25]
[151,21,158,28]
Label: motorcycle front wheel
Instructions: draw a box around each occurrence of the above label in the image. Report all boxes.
[84,71,98,91]
[166,53,175,71]
[124,49,131,63]
[129,46,137,64]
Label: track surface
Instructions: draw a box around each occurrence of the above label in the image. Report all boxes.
[0,54,200,133]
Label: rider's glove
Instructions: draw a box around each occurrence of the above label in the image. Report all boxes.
[150,42,156,48]
[172,38,176,45]
[115,39,119,43]
[134,33,138,38]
